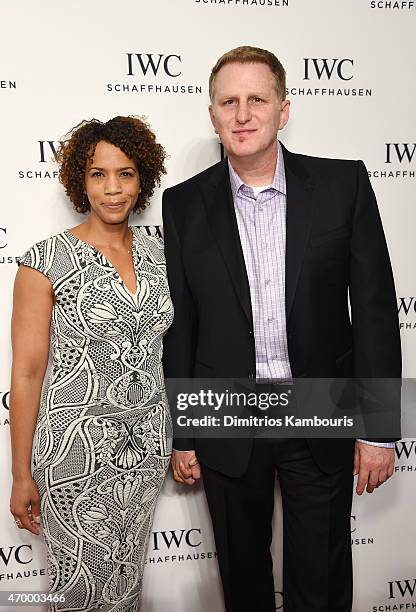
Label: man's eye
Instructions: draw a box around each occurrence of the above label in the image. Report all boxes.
[224,99,235,105]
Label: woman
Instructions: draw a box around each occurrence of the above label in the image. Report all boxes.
[9,116,173,611]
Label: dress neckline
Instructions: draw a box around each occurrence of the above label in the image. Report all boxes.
[64,227,140,297]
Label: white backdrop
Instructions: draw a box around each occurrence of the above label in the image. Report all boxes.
[1,1,415,611]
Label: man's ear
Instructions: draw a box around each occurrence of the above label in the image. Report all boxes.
[279,99,290,130]
[209,104,218,134]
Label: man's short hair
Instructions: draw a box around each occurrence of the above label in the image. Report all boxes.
[209,45,286,102]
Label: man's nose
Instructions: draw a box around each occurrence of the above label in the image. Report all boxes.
[236,101,252,124]
[104,173,122,194]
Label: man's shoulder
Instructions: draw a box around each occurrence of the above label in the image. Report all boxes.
[164,159,227,198]
[284,146,360,180]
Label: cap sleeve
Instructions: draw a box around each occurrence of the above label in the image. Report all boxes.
[18,238,51,279]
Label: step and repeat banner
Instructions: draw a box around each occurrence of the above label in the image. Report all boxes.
[1,1,415,611]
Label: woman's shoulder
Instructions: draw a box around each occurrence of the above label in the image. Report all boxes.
[19,230,72,276]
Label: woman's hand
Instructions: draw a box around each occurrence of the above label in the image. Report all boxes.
[10,476,41,535]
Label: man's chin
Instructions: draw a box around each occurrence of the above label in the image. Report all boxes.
[227,145,261,160]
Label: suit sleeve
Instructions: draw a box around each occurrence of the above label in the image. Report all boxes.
[349,160,402,442]
[162,188,197,451]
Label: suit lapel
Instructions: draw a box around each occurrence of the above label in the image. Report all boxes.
[199,161,253,328]
[283,145,317,321]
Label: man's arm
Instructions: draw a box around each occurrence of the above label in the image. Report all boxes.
[349,160,401,493]
[162,188,200,484]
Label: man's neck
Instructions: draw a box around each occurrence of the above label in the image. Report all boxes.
[228,145,278,187]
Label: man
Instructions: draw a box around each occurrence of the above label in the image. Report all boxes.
[162,46,401,612]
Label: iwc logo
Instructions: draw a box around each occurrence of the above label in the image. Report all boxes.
[0,544,47,582]
[18,140,60,181]
[395,440,416,473]
[371,578,416,611]
[287,58,372,97]
[145,527,217,565]
[368,144,415,180]
[398,297,416,331]
[107,53,202,95]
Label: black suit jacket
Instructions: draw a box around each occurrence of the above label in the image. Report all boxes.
[162,144,401,476]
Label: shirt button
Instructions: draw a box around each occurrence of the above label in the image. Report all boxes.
[268,317,275,323]
[265,279,271,286]
[258,207,264,212]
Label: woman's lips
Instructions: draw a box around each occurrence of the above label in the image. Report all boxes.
[103,201,126,208]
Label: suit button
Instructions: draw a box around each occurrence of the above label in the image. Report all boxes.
[248,372,255,379]
[249,330,254,336]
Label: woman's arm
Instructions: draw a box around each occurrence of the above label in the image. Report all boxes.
[9,265,53,534]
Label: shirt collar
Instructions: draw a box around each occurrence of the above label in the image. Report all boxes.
[228,140,287,201]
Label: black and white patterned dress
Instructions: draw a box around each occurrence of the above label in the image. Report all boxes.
[19,227,173,612]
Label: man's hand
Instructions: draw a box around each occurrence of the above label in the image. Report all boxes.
[353,442,395,495]
[171,450,201,485]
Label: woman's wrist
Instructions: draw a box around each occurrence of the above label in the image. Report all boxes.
[12,468,33,481]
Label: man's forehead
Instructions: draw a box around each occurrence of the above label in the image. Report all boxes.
[215,63,275,89]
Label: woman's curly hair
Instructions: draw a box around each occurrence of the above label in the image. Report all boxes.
[57,116,166,213]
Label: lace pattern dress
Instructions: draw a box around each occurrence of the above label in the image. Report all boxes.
[19,226,173,612]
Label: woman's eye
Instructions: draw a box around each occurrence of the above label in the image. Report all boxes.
[121,171,134,177]
[91,171,103,177]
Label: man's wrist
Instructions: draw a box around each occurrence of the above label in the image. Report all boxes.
[356,439,395,449]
